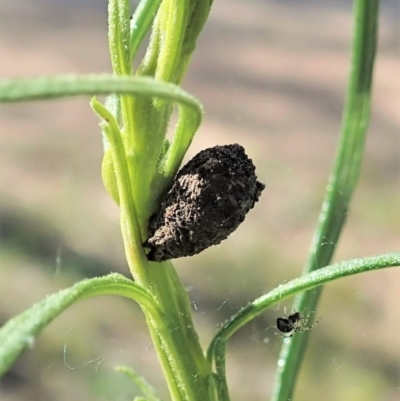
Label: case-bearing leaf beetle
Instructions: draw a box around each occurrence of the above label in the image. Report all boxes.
[145,144,265,262]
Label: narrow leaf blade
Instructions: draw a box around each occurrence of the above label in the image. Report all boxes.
[0,273,147,376]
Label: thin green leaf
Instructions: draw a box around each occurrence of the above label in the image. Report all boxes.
[108,0,137,158]
[154,0,188,83]
[175,0,214,82]
[0,75,201,124]
[91,98,147,280]
[108,0,132,75]
[130,0,162,63]
[0,273,158,377]
[207,252,400,366]
[116,365,161,401]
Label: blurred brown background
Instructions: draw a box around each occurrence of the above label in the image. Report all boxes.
[0,0,399,400]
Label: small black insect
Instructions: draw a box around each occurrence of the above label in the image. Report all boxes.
[276,311,319,337]
[145,144,265,262]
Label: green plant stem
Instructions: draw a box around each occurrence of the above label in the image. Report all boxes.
[271,2,380,400]
[131,0,213,209]
[0,73,211,400]
[144,263,216,401]
[207,252,400,366]
[214,339,230,401]
[93,97,211,399]
[106,6,213,396]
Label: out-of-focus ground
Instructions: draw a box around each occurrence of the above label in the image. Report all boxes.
[0,0,399,400]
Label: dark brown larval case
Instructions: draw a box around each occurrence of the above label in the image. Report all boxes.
[145,144,265,262]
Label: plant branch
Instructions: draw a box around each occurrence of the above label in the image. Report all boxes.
[271,2,380,400]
